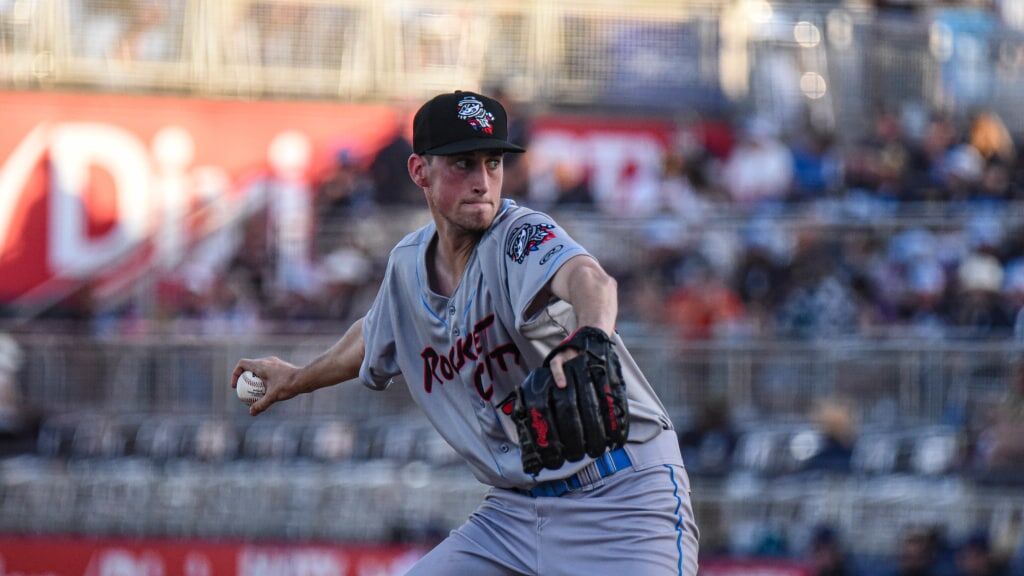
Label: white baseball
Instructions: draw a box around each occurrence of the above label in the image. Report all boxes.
[236,370,266,406]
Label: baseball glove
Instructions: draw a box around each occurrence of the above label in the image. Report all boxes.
[512,327,629,475]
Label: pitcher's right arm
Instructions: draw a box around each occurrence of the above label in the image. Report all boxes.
[231,317,365,416]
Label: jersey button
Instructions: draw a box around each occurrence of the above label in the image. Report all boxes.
[448,306,456,316]
[500,444,511,454]
[452,328,460,337]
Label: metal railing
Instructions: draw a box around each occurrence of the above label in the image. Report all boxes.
[315,202,1024,261]
[12,332,1018,423]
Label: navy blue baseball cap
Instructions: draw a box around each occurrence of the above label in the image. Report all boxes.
[413,90,526,156]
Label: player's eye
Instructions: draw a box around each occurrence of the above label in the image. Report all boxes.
[454,159,469,169]
[487,159,501,170]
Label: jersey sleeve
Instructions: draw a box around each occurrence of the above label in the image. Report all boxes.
[359,260,402,391]
[501,212,592,324]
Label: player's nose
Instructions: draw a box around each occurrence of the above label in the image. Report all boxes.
[467,163,490,195]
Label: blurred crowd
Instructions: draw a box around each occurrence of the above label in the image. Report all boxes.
[678,390,1024,575]
[771,523,1022,576]
[33,103,1024,344]
[527,108,1023,211]
[68,0,184,62]
[604,108,1024,341]
[617,210,1024,341]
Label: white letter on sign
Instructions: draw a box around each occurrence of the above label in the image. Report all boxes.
[48,123,152,277]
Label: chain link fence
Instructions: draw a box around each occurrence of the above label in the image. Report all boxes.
[2,1,1023,134]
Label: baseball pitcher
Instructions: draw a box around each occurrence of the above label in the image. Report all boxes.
[233,90,700,576]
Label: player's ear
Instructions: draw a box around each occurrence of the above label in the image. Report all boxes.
[408,154,430,188]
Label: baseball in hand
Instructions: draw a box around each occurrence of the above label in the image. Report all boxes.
[236,371,266,406]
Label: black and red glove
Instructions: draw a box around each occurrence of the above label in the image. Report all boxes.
[512,327,629,475]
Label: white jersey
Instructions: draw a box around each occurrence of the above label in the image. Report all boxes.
[360,199,673,489]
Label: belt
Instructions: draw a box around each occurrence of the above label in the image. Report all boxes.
[521,447,632,498]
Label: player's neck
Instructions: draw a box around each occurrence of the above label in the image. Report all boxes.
[428,227,479,296]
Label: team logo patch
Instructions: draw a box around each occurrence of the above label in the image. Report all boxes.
[457,96,495,135]
[506,223,557,264]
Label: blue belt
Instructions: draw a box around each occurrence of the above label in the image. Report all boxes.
[522,447,632,498]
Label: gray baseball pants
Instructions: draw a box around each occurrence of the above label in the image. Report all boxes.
[405,432,700,576]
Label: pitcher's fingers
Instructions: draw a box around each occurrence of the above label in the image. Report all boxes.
[249,393,274,417]
[232,359,258,388]
[550,357,567,389]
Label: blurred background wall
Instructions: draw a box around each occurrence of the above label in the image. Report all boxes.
[3,0,1024,575]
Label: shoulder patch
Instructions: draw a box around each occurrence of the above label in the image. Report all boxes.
[506,222,557,264]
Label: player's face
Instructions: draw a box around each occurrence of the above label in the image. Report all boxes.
[420,151,504,232]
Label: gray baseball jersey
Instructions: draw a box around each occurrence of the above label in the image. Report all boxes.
[360,199,675,489]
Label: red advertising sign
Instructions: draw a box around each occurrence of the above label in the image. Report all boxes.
[0,90,706,307]
[0,537,425,576]
[0,91,400,303]
[527,115,676,214]
[0,538,816,576]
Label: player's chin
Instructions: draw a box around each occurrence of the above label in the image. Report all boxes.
[460,202,496,228]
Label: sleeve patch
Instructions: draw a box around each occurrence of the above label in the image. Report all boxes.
[505,222,557,264]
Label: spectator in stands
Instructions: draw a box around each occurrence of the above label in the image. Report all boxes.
[76,0,133,59]
[942,143,986,203]
[840,234,888,331]
[550,161,594,208]
[650,152,710,220]
[678,398,738,476]
[889,529,948,576]
[953,254,1014,338]
[790,129,840,201]
[803,400,857,473]
[921,114,960,202]
[117,0,174,61]
[976,160,1013,204]
[315,149,372,227]
[902,259,950,338]
[969,112,1016,168]
[201,269,262,335]
[0,334,38,456]
[316,246,373,321]
[956,532,1009,576]
[775,238,859,339]
[734,218,792,333]
[664,254,745,340]
[721,116,793,205]
[808,525,856,576]
[369,117,420,206]
[964,111,1017,204]
[844,111,923,201]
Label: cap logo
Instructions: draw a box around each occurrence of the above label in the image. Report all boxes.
[457,96,495,135]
